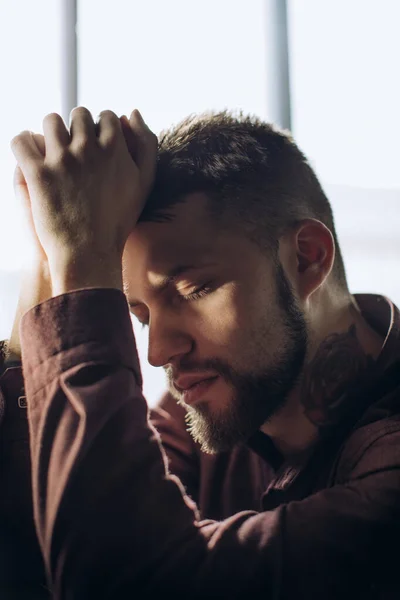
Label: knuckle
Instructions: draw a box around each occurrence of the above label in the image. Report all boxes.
[98,109,118,121]
[10,130,30,148]
[75,138,94,157]
[102,131,120,149]
[149,131,158,148]
[10,135,22,150]
[70,106,93,120]
[32,162,49,183]
[55,147,74,168]
[43,112,62,127]
[32,132,45,144]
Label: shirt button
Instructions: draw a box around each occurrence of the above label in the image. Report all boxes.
[18,396,27,409]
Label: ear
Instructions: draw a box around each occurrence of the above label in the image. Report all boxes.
[281,219,335,301]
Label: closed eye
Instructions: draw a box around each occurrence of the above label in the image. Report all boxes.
[179,284,212,302]
[130,283,212,328]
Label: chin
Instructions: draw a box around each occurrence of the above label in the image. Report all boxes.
[184,401,249,455]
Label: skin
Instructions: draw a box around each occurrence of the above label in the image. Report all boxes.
[10,108,384,458]
[124,193,384,456]
[7,108,156,356]
[7,135,51,361]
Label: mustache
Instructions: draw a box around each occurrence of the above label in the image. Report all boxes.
[165,358,232,385]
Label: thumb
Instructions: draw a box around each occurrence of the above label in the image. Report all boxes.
[120,114,140,163]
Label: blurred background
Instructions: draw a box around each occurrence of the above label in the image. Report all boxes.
[0,0,399,405]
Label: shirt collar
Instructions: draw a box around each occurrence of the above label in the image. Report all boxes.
[247,294,400,473]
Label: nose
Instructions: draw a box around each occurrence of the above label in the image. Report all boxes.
[147,313,193,368]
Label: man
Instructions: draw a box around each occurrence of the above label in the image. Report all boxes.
[6,107,400,598]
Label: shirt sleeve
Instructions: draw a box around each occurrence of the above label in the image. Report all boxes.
[20,289,400,600]
[150,394,201,504]
[0,341,8,425]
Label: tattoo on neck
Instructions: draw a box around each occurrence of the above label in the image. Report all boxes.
[0,340,8,368]
[0,341,21,376]
[301,324,376,427]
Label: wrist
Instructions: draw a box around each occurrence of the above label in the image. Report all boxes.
[49,254,123,296]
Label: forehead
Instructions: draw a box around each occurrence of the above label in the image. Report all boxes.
[125,193,220,271]
[123,193,273,305]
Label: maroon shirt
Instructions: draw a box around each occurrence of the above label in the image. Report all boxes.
[2,292,400,598]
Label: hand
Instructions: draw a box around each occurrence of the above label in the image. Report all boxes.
[10,108,157,294]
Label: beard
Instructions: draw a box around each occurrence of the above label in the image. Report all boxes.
[167,264,308,454]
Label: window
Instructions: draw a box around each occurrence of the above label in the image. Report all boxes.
[78,0,269,404]
[78,0,269,133]
[288,0,400,302]
[1,0,399,405]
[0,0,62,338]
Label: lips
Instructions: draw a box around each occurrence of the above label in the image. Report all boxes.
[174,375,217,392]
[174,375,219,406]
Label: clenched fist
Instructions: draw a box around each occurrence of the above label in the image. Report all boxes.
[11,107,157,294]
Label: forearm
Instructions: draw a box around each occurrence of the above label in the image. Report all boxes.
[21,289,398,599]
[8,253,122,364]
[20,289,203,595]
[150,396,201,503]
[19,290,285,598]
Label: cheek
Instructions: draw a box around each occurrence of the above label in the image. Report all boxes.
[210,284,285,369]
[190,284,257,354]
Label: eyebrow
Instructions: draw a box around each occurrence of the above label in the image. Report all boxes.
[128,263,215,309]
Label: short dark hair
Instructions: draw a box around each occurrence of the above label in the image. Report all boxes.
[139,111,347,288]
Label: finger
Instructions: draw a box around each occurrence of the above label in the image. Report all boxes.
[128,109,158,182]
[32,133,45,156]
[69,106,96,150]
[43,113,70,155]
[120,114,139,160]
[97,110,122,148]
[10,131,43,177]
[12,136,44,202]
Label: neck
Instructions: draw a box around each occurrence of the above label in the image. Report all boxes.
[260,293,384,458]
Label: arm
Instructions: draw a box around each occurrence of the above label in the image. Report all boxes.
[3,134,51,367]
[21,289,400,599]
[0,262,50,593]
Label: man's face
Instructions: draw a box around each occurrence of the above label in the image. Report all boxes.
[123,194,308,453]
